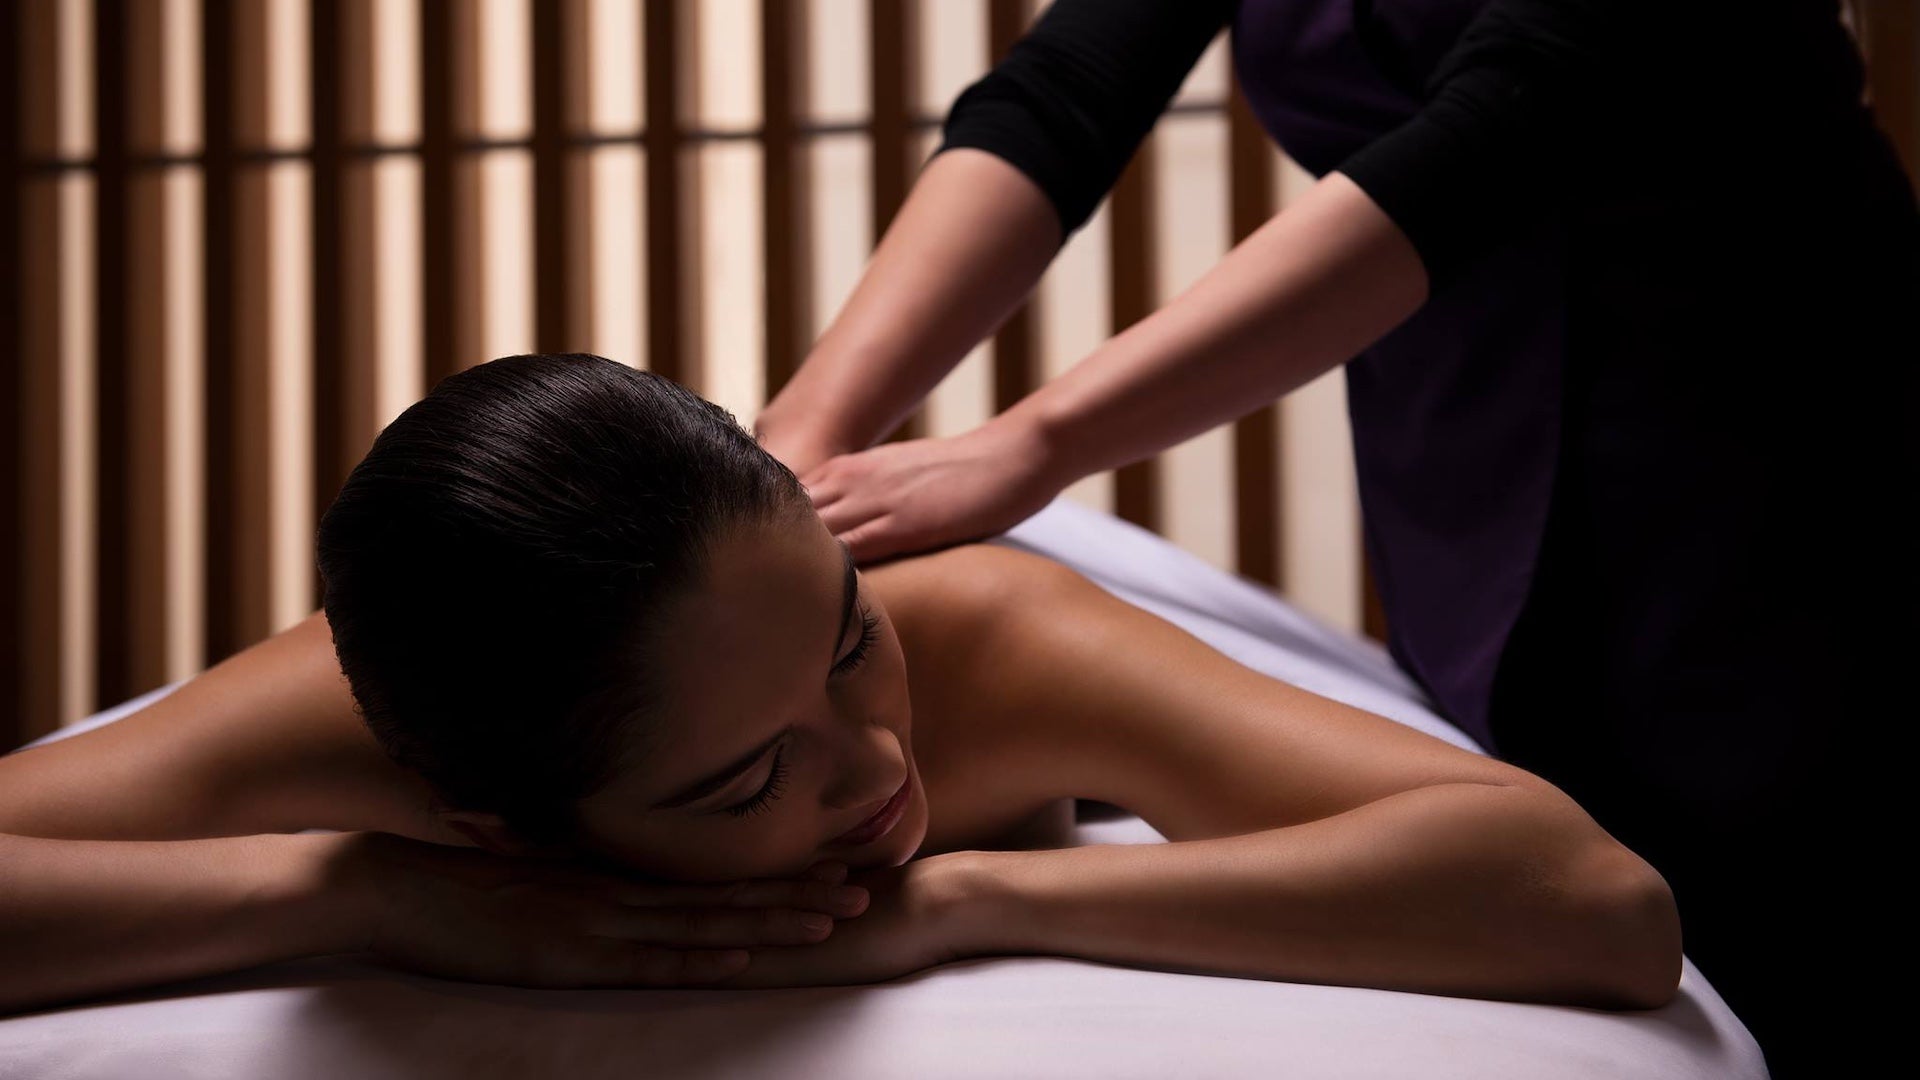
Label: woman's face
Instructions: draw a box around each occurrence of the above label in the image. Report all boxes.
[571,503,926,882]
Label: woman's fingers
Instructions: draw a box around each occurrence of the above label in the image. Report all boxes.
[614,876,869,916]
[588,904,839,947]
[803,860,850,884]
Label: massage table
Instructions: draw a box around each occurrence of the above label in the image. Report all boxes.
[0,497,1767,1078]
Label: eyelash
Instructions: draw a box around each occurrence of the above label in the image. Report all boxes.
[725,744,789,818]
[833,600,882,677]
[724,600,880,819]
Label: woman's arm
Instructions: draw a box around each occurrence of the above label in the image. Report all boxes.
[949,784,1679,1009]
[929,547,1681,1009]
[0,618,873,1011]
[0,830,370,1015]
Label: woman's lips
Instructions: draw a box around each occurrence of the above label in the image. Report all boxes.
[830,773,911,847]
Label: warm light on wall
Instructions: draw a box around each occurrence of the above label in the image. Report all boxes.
[54,0,1905,744]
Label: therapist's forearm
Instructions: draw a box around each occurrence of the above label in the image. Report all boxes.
[755,148,1062,456]
[952,783,1682,1010]
[1000,170,1429,482]
[0,831,370,1015]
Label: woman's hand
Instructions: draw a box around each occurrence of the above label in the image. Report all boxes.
[800,415,1070,564]
[334,832,872,990]
[707,851,988,988]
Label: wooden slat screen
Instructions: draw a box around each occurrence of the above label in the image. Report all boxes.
[13,0,1906,748]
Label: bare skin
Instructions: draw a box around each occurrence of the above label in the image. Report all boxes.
[0,508,1682,1010]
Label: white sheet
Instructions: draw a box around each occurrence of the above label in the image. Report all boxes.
[1,497,1767,1079]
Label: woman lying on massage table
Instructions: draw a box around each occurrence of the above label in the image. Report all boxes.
[0,353,1680,1016]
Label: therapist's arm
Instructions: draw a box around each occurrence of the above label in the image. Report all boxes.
[755,0,1234,466]
[997,171,1428,484]
[752,149,1061,463]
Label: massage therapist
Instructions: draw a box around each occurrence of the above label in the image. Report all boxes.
[750,3,1918,1076]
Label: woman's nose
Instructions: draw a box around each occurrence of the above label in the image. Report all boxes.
[823,724,906,812]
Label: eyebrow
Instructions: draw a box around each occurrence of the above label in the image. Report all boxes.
[650,540,859,811]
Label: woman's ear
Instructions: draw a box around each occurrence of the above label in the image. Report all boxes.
[435,808,558,858]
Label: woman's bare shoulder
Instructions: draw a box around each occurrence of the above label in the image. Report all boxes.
[872,539,1546,845]
[864,541,1088,627]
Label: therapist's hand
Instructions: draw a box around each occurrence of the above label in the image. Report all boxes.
[800,415,1069,564]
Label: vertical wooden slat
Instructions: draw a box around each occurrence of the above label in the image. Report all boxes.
[1860,1,1918,182]
[230,0,313,646]
[1107,152,1159,533]
[578,0,647,369]
[1,0,22,746]
[984,0,1037,419]
[20,172,98,739]
[1150,113,1233,571]
[870,0,925,441]
[453,1,534,369]
[339,0,425,479]
[762,0,804,398]
[310,0,344,605]
[420,0,456,387]
[531,0,571,353]
[867,0,909,256]
[124,0,206,692]
[92,0,130,708]
[20,0,100,735]
[643,0,685,384]
[560,0,593,350]
[1227,82,1281,589]
[201,0,238,664]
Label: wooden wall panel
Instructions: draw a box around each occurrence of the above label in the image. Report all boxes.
[228,0,314,648]
[24,0,1819,741]
[531,0,573,356]
[309,0,344,606]
[1107,149,1159,534]
[1151,113,1234,575]
[201,0,237,667]
[118,0,206,694]
[1033,195,1117,517]
[577,0,646,370]
[641,0,686,385]
[124,168,206,691]
[761,0,802,396]
[18,175,98,740]
[419,0,458,387]
[1860,0,1918,180]
[18,1,99,739]
[1,0,21,748]
[1227,84,1281,590]
[92,0,130,710]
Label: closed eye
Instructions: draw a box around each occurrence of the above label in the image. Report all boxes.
[724,743,789,818]
[833,599,880,677]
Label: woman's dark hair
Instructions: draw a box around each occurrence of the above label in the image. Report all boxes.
[316,353,807,848]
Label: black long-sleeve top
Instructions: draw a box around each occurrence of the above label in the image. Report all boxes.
[932,0,1874,290]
